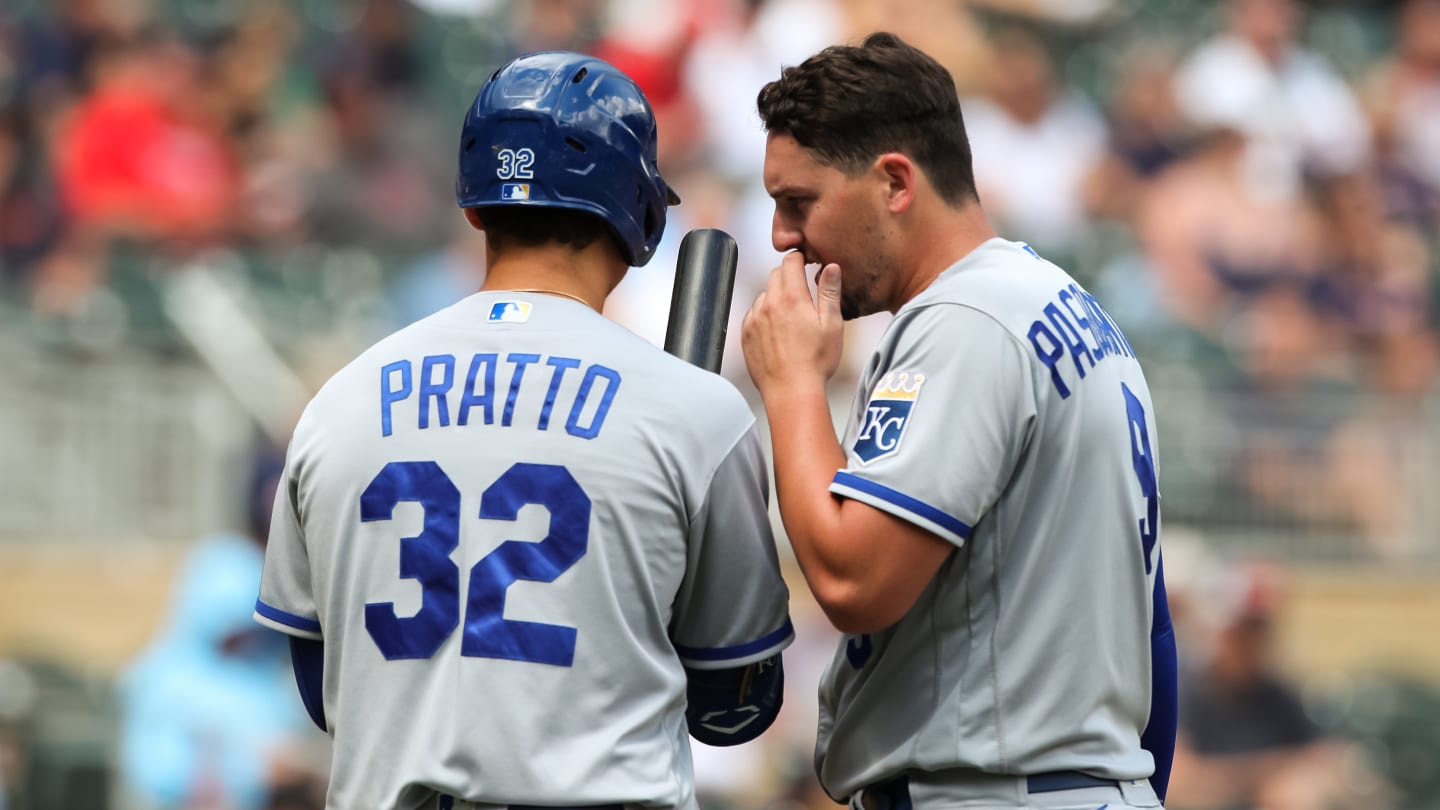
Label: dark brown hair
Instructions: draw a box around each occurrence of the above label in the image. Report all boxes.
[756,32,979,205]
[474,207,623,258]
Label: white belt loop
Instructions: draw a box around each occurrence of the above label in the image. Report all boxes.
[1116,778,1160,808]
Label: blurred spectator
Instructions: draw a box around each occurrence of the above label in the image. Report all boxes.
[385,212,488,328]
[1172,0,1372,203]
[591,0,707,168]
[502,0,606,56]
[305,1,453,257]
[201,2,305,144]
[961,25,1111,263]
[186,4,314,254]
[53,29,240,247]
[0,0,1437,806]
[968,0,1120,26]
[341,0,427,93]
[1168,560,1390,810]
[116,447,323,810]
[1067,36,1195,340]
[9,0,134,112]
[1213,285,1366,547]
[1136,8,1436,557]
[1310,174,1438,557]
[1134,109,1325,336]
[603,165,735,352]
[839,0,1000,97]
[1085,38,1195,224]
[25,226,107,323]
[1310,172,1439,398]
[1362,0,1440,228]
[1142,159,1430,556]
[680,0,844,185]
[0,109,65,287]
[1199,171,1436,558]
[0,662,29,810]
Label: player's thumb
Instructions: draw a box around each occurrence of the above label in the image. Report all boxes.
[817,263,842,325]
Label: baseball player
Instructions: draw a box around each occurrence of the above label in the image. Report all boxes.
[253,51,793,810]
[741,33,1177,809]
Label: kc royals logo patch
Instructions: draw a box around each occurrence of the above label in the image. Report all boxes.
[853,371,925,464]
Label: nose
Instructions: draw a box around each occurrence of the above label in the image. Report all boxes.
[771,214,802,254]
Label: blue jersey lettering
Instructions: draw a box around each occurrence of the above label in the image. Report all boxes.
[380,360,413,437]
[420,355,457,429]
[566,365,621,439]
[458,353,498,426]
[1027,321,1071,399]
[1028,287,1138,398]
[378,354,621,438]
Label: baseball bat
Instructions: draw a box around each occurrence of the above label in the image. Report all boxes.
[664,228,739,373]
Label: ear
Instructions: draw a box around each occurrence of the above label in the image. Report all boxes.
[874,153,917,214]
[463,207,485,231]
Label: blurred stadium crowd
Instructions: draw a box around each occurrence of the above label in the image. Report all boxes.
[1,0,1438,809]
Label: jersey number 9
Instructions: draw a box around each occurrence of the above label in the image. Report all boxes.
[359,460,590,665]
[1123,383,1159,574]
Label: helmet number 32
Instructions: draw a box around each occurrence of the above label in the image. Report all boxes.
[496,148,536,179]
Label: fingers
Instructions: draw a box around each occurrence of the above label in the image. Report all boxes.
[770,251,809,300]
[816,263,842,328]
[742,290,762,335]
[742,253,844,390]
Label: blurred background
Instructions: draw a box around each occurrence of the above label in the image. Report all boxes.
[0,0,1437,808]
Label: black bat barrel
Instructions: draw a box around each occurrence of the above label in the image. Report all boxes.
[664,228,739,373]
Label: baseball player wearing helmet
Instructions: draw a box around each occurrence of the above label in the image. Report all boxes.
[741,33,1177,809]
[253,51,793,810]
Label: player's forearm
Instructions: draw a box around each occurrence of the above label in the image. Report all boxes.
[762,385,869,610]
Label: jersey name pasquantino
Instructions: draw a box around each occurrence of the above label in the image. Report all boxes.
[378,352,621,439]
[853,371,925,464]
[1025,282,1136,399]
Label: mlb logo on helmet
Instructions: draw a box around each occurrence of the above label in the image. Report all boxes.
[853,372,925,464]
[488,301,532,323]
[501,183,530,201]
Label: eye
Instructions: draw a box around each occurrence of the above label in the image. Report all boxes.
[779,195,811,217]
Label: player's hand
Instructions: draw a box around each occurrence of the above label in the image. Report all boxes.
[741,251,844,398]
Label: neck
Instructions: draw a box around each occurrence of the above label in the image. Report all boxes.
[892,200,998,309]
[480,243,628,312]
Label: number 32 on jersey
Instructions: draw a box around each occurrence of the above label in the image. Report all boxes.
[360,460,589,666]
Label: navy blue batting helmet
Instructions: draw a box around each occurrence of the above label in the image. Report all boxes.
[456,51,680,267]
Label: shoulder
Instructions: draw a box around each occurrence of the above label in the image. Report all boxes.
[901,241,1079,331]
[602,335,761,479]
[311,292,497,395]
[551,317,757,442]
[309,322,422,399]
[636,342,756,429]
[890,297,1012,346]
[289,316,435,443]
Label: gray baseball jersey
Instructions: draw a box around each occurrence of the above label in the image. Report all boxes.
[253,292,793,810]
[819,239,1162,799]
